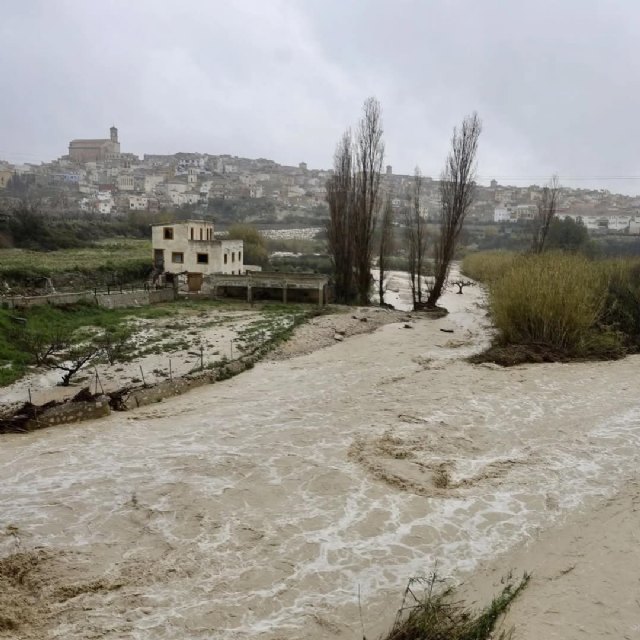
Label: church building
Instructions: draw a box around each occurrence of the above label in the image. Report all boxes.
[68,126,120,163]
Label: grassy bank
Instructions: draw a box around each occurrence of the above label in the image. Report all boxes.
[0,239,151,290]
[0,299,309,387]
[0,299,172,386]
[463,251,640,364]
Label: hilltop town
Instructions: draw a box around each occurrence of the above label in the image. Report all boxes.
[1,125,640,234]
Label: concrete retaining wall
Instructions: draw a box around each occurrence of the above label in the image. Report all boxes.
[123,359,249,410]
[25,396,111,430]
[1,287,176,310]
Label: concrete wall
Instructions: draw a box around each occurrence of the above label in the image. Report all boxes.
[123,360,248,410]
[1,287,176,310]
[25,396,111,431]
[95,287,175,309]
[204,271,328,306]
[220,240,244,274]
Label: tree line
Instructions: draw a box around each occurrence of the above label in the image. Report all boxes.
[324,98,564,309]
[325,97,484,310]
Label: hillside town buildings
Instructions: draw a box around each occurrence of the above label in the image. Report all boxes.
[1,125,640,235]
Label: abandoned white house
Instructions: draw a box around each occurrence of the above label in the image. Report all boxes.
[151,221,244,290]
[151,220,328,304]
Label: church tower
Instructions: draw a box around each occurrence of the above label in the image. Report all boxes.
[110,126,118,143]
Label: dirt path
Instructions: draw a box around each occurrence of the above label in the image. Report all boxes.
[1,280,640,639]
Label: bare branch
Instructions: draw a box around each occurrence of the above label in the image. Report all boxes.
[531,175,561,254]
[51,343,103,387]
[450,279,475,294]
[427,112,482,308]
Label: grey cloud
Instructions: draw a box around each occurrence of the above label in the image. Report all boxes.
[2,0,640,193]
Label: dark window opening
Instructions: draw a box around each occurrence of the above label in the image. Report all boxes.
[224,254,228,264]
[197,253,209,264]
[164,227,174,240]
[190,228,194,240]
[171,252,184,264]
[232,252,235,263]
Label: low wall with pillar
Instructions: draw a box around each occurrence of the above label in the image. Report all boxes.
[204,272,329,306]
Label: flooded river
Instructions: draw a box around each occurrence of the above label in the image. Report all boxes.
[1,280,639,639]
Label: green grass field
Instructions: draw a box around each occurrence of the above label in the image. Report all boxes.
[0,239,151,282]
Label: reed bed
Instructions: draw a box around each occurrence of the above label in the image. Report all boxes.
[464,250,640,359]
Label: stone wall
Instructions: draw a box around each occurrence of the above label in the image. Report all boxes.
[25,396,111,431]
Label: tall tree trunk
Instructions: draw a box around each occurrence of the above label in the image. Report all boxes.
[353,97,385,305]
[427,113,482,308]
[404,167,427,310]
[326,131,355,303]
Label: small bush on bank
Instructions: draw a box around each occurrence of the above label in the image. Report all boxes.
[382,572,529,640]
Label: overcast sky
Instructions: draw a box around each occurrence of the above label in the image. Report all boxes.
[2,0,640,194]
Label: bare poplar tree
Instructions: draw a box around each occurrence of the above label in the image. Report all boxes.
[531,175,561,254]
[378,194,394,305]
[353,97,385,305]
[404,167,428,309]
[427,112,482,308]
[326,130,355,303]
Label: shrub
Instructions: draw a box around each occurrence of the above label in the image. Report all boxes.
[383,572,529,640]
[489,253,613,354]
[599,259,640,348]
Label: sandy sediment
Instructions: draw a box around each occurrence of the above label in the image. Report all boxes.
[459,476,640,639]
[269,306,415,360]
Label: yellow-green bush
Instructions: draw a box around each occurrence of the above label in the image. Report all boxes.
[461,251,517,284]
[489,253,611,353]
